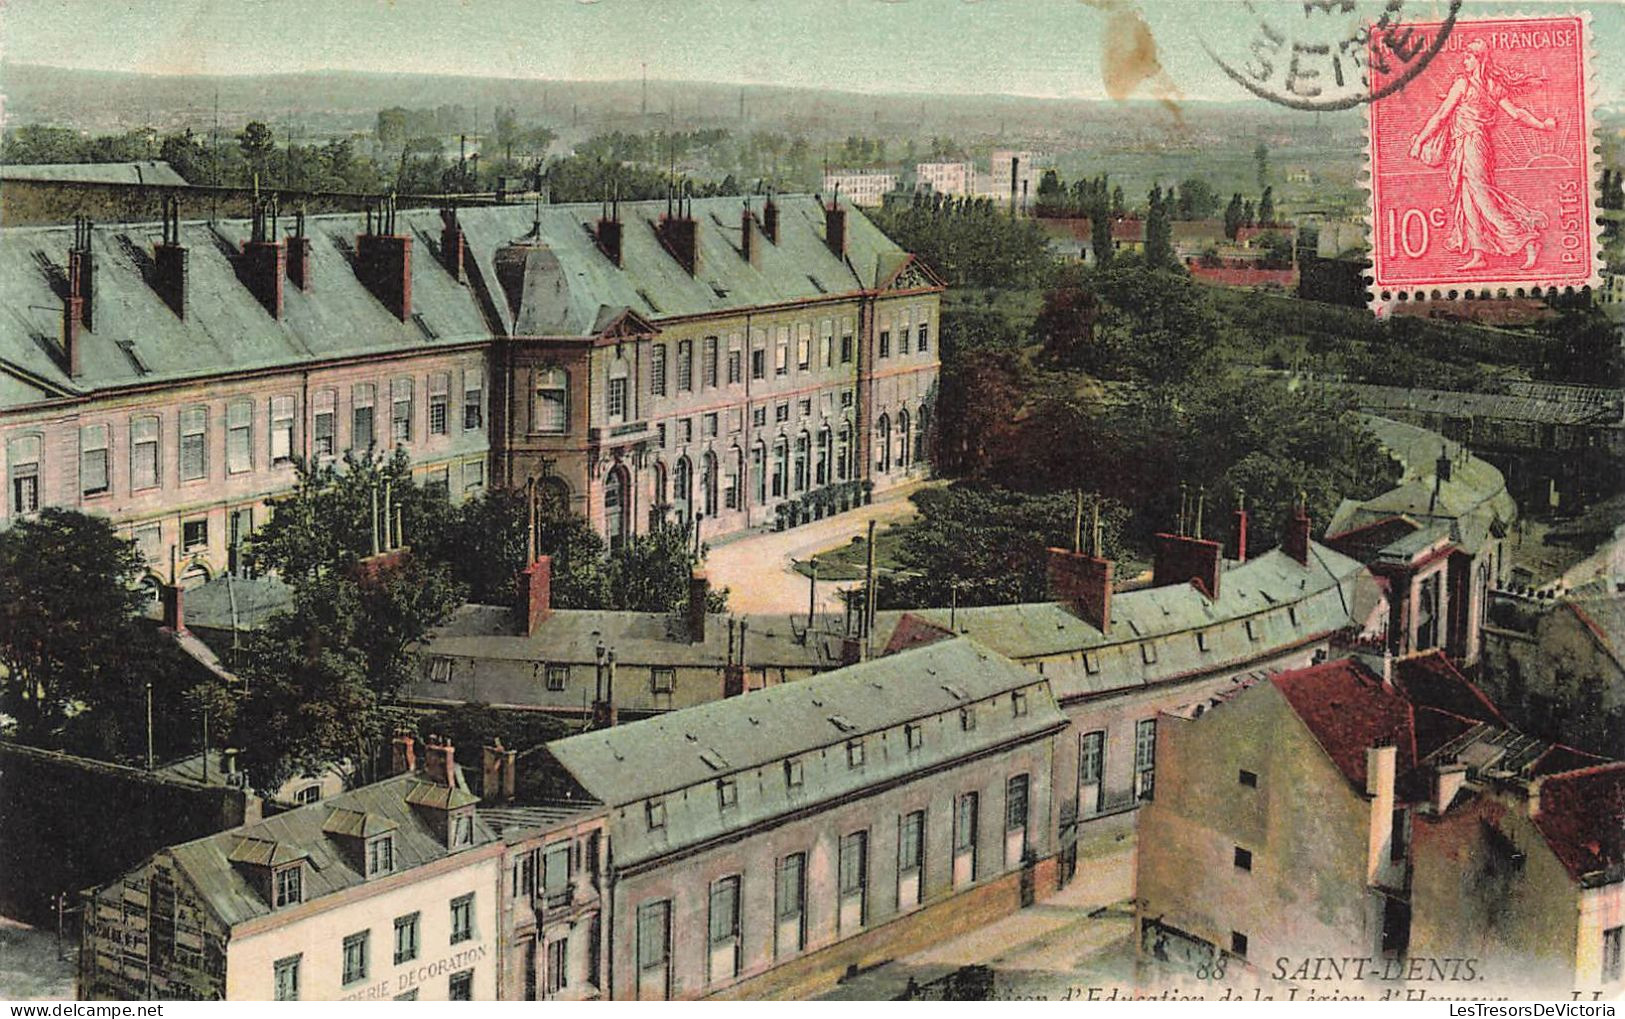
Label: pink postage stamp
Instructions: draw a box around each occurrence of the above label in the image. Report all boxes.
[1367,14,1600,310]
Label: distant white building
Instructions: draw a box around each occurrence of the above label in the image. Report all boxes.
[821,170,898,207]
[983,150,1046,208]
[914,161,976,197]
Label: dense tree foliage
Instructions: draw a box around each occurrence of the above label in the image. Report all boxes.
[869,192,1055,289]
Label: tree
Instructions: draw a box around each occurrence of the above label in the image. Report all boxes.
[1224,192,1244,240]
[159,130,207,183]
[0,510,150,744]
[237,121,277,183]
[1258,186,1276,227]
[1242,200,1256,229]
[604,521,725,614]
[1035,265,1100,361]
[1111,184,1125,216]
[1145,184,1175,270]
[1254,139,1270,190]
[1260,231,1295,268]
[1176,178,1219,220]
[1091,265,1224,392]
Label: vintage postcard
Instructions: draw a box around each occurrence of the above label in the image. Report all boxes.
[0,0,1622,1007]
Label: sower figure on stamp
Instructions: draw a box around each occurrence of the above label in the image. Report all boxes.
[1408,39,1557,271]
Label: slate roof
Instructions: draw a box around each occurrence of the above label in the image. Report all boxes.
[872,542,1372,702]
[420,602,838,670]
[1565,597,1625,672]
[1531,762,1625,885]
[544,638,1064,869]
[159,768,496,929]
[1342,382,1625,428]
[1,195,915,411]
[2,161,188,185]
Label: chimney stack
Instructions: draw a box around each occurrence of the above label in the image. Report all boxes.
[65,215,94,365]
[687,570,710,644]
[1435,445,1453,483]
[440,208,465,282]
[239,195,286,320]
[1047,499,1113,631]
[391,732,418,775]
[823,194,847,258]
[153,196,188,320]
[762,194,780,245]
[657,189,699,276]
[1152,532,1223,599]
[424,736,456,788]
[1284,500,1312,566]
[740,201,758,266]
[481,741,516,802]
[286,208,312,292]
[356,196,413,321]
[518,555,553,636]
[160,581,186,634]
[596,190,623,267]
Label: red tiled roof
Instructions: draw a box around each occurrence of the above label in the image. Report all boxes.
[1531,762,1625,883]
[1111,218,1145,242]
[1394,651,1506,729]
[882,612,957,656]
[1271,659,1417,791]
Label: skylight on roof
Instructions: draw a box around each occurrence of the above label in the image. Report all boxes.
[829,715,856,733]
[700,748,730,771]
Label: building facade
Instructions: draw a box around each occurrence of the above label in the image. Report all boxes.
[818,172,899,207]
[914,162,976,198]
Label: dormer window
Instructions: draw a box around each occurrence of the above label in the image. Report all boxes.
[785,758,804,788]
[960,706,977,732]
[847,740,865,768]
[1012,690,1028,717]
[367,835,395,877]
[718,778,738,809]
[647,798,667,830]
[274,864,303,908]
[451,810,475,848]
[905,723,923,751]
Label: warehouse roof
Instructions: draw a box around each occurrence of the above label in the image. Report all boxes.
[1,161,189,185]
[543,638,1063,868]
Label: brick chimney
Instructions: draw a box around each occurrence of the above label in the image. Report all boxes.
[239,239,285,319]
[153,196,188,320]
[286,209,312,292]
[423,736,456,788]
[687,570,710,644]
[356,198,412,321]
[61,292,82,379]
[68,214,94,330]
[1152,532,1222,599]
[440,208,465,282]
[481,741,516,802]
[1047,548,1113,632]
[391,732,418,775]
[657,192,699,276]
[740,202,758,266]
[1284,502,1312,566]
[823,195,847,258]
[596,194,623,267]
[518,555,553,636]
[762,195,779,245]
[1231,504,1248,563]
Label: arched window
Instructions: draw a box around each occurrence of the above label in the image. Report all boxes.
[539,476,571,518]
[752,441,767,505]
[604,466,630,549]
[772,438,788,499]
[897,409,912,469]
[181,562,212,590]
[653,461,669,507]
[817,427,833,486]
[534,368,568,434]
[876,414,891,474]
[702,451,719,518]
[837,423,853,482]
[726,446,742,510]
[673,456,692,529]
[794,431,810,492]
[916,403,930,464]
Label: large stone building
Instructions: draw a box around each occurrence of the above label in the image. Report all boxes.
[1139,649,1618,997]
[0,192,940,575]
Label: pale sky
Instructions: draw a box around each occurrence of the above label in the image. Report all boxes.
[3,0,1622,103]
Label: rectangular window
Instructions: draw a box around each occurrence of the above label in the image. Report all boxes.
[776,853,806,956]
[954,791,979,886]
[796,323,811,370]
[274,865,302,908]
[131,416,159,490]
[450,893,475,944]
[960,706,976,732]
[547,938,568,995]
[651,667,675,694]
[1239,769,1258,788]
[608,377,628,421]
[708,875,741,983]
[453,812,474,847]
[1234,846,1253,871]
[905,722,923,751]
[183,518,208,552]
[463,370,484,431]
[705,412,719,438]
[1417,573,1442,650]
[703,336,719,387]
[775,327,789,376]
[394,912,420,964]
[463,460,485,495]
[545,664,568,691]
[751,348,765,381]
[535,371,568,434]
[270,395,295,464]
[646,798,666,830]
[542,843,571,906]
[784,758,803,788]
[918,318,930,353]
[651,343,668,397]
[367,835,394,876]
[1012,689,1028,717]
[352,383,375,451]
[1006,774,1030,833]
[273,955,300,1001]
[426,466,450,501]
[838,831,867,931]
[680,418,693,444]
[840,323,854,364]
[898,810,925,908]
[752,406,766,428]
[717,778,737,809]
[677,339,693,391]
[173,406,207,482]
[133,524,161,565]
[225,400,252,474]
[1231,932,1249,959]
[448,969,473,1001]
[820,320,833,368]
[847,740,865,768]
[341,931,368,986]
[80,424,109,497]
[1391,808,1408,863]
[1604,927,1623,982]
[727,335,743,384]
[312,390,336,457]
[637,900,671,1000]
[879,329,891,359]
[513,851,536,900]
[391,378,413,443]
[1135,719,1157,801]
[775,403,790,424]
[429,374,450,435]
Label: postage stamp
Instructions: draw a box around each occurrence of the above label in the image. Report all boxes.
[1366,14,1602,310]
